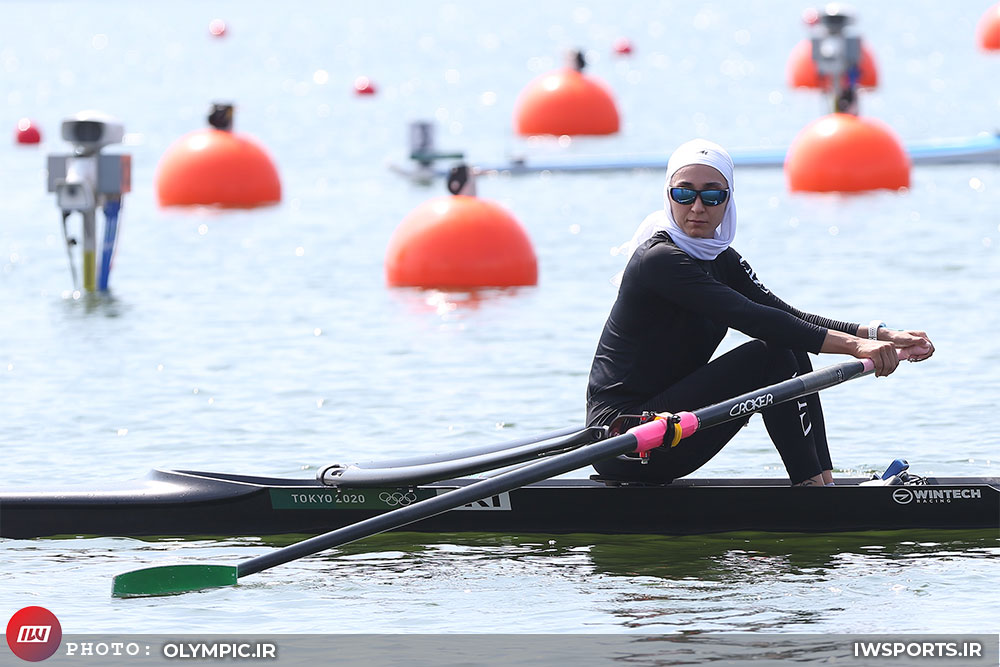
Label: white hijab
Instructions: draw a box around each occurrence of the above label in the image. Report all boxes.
[613,139,737,283]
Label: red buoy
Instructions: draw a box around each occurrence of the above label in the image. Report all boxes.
[513,68,619,136]
[14,118,41,144]
[785,113,909,193]
[786,38,878,89]
[977,3,1000,51]
[354,76,377,95]
[386,195,538,288]
[156,129,281,208]
[208,19,227,37]
[613,37,633,55]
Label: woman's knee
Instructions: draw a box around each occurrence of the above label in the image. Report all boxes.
[749,340,799,383]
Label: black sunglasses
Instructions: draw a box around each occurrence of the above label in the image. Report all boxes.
[669,187,729,207]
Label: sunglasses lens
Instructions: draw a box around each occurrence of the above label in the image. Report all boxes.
[670,188,697,205]
[701,190,728,206]
[670,188,728,206]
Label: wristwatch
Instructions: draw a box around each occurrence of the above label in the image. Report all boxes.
[868,320,886,340]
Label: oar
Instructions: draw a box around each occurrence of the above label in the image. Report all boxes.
[111,426,657,598]
[111,428,665,597]
[111,349,920,598]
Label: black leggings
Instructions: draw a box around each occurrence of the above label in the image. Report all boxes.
[591,340,832,484]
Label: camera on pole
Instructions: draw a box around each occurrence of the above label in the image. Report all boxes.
[809,3,862,114]
[46,111,131,292]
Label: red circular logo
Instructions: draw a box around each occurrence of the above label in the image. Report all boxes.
[6,607,62,662]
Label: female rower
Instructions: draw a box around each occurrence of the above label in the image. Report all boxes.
[585,138,934,486]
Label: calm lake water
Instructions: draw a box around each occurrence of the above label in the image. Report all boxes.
[1,0,998,641]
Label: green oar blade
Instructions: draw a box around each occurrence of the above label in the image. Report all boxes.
[112,564,238,598]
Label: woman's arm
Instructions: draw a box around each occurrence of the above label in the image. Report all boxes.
[724,251,937,373]
[729,254,859,335]
[821,328,935,376]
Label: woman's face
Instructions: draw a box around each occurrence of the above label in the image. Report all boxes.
[668,164,729,239]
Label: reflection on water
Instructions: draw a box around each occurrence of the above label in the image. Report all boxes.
[574,531,1000,632]
[577,531,1000,579]
[4,529,996,632]
[239,529,999,576]
[254,530,1000,632]
[57,289,129,318]
[388,286,534,320]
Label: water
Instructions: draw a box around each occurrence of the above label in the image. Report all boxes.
[1,0,998,637]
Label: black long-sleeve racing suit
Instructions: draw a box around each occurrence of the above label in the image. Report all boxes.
[586,231,859,483]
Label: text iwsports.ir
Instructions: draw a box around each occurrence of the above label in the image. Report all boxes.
[854,641,983,659]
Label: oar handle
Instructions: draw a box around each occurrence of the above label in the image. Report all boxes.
[664,346,928,445]
[859,343,929,371]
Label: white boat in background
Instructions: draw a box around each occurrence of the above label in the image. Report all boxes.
[391,131,1000,181]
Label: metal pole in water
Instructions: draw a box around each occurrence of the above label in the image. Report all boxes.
[81,208,97,291]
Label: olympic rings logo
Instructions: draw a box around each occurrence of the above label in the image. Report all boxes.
[379,491,417,507]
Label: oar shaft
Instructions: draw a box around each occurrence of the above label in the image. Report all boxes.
[680,358,870,437]
[238,427,652,578]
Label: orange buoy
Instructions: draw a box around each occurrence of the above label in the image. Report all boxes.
[786,38,878,89]
[513,58,619,136]
[156,129,281,208]
[14,118,41,144]
[785,113,909,193]
[354,76,376,95]
[386,195,538,288]
[977,3,1000,51]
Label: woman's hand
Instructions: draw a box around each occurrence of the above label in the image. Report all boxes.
[880,329,935,362]
[854,339,900,377]
[821,328,934,375]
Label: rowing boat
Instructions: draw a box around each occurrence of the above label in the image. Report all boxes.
[8,356,997,545]
[2,468,996,539]
[391,131,1000,179]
